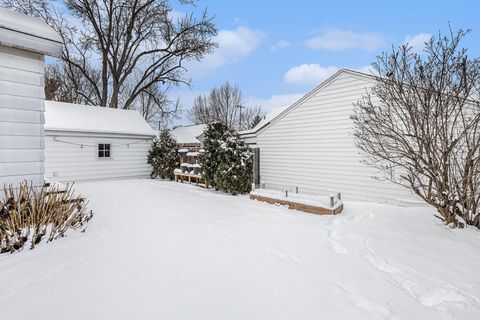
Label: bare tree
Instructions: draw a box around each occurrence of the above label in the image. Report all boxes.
[208,82,244,128]
[3,0,217,120]
[352,29,480,228]
[188,94,212,125]
[44,62,100,104]
[242,106,264,130]
[187,82,265,130]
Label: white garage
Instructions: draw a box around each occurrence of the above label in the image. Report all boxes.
[44,101,155,182]
[240,69,420,204]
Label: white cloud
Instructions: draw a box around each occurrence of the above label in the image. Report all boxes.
[269,40,290,52]
[283,64,378,87]
[356,65,375,75]
[403,33,432,54]
[305,28,384,51]
[168,10,185,21]
[246,93,304,112]
[283,64,339,87]
[189,26,266,74]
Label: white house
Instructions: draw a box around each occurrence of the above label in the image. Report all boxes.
[0,9,62,194]
[240,69,419,204]
[44,101,156,182]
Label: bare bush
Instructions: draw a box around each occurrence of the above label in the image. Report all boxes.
[352,29,480,228]
[0,182,93,253]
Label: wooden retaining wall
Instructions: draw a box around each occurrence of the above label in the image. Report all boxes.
[250,194,343,215]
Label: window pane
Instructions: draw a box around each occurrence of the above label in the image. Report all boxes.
[98,144,111,158]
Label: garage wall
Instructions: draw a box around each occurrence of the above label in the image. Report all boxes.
[0,45,45,191]
[256,70,420,204]
[44,133,153,182]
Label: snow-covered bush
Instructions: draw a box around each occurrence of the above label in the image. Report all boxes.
[199,122,233,188]
[148,129,178,180]
[214,136,253,195]
[0,182,93,253]
[200,122,253,194]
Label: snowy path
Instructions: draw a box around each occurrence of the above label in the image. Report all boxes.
[1,179,480,319]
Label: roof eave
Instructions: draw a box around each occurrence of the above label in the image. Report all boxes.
[0,25,63,57]
[45,128,156,138]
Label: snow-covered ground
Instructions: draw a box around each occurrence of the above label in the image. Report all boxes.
[1,179,480,319]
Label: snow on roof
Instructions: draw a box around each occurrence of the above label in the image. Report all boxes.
[0,8,63,56]
[44,101,156,137]
[171,124,206,144]
[239,105,289,135]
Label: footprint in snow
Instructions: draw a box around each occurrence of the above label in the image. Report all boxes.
[334,284,392,318]
[327,230,349,254]
[264,247,304,264]
[361,239,480,317]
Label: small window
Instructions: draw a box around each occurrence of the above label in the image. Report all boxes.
[98,144,111,158]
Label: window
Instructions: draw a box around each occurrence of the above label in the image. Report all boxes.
[98,144,111,158]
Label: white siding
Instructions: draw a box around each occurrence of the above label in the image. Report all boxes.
[256,71,419,204]
[44,133,153,182]
[0,45,45,192]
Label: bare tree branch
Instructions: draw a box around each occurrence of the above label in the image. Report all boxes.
[2,0,217,124]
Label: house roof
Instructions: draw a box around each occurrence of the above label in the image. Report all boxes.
[241,68,374,138]
[44,101,156,137]
[0,8,63,56]
[171,124,207,144]
[239,105,289,136]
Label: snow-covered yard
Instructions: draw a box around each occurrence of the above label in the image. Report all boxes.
[1,179,480,319]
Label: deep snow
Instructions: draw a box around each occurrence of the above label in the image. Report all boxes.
[1,179,480,319]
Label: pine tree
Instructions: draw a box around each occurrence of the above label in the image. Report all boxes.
[214,135,253,195]
[148,129,178,179]
[250,114,263,129]
[199,122,233,188]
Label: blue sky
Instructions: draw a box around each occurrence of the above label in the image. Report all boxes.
[170,0,480,124]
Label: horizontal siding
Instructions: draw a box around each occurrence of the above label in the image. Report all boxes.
[0,149,44,162]
[0,46,43,73]
[0,107,43,123]
[44,135,153,182]
[0,161,44,177]
[0,119,44,136]
[0,174,44,190]
[0,44,45,195]
[0,136,44,149]
[257,72,419,204]
[0,94,45,111]
[0,79,45,99]
[0,65,44,86]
